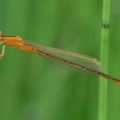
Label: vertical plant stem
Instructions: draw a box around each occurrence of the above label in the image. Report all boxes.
[98,0,111,120]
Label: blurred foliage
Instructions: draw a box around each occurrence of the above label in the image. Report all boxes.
[0,0,120,120]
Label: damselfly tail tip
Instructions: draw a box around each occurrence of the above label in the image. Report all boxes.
[114,81,120,85]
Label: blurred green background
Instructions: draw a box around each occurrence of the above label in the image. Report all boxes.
[0,0,120,120]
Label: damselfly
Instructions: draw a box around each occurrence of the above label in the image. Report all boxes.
[0,31,120,85]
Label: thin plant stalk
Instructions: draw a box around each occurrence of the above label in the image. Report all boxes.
[98,0,111,120]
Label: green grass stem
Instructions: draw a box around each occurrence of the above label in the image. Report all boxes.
[98,0,111,120]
